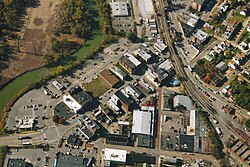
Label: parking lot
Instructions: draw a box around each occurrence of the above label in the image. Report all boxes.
[4,148,55,167]
[5,88,59,130]
[161,111,184,151]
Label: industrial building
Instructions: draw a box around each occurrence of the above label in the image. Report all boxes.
[119,53,141,74]
[110,0,129,17]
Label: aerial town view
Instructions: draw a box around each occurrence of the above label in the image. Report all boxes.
[0,0,249,166]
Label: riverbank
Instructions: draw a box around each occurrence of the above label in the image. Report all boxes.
[0,0,105,119]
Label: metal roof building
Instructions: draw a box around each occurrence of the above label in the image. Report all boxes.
[132,109,153,136]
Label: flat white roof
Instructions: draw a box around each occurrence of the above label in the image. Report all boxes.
[110,1,129,16]
[174,95,194,111]
[159,59,174,72]
[193,29,209,43]
[134,48,151,61]
[104,148,127,162]
[63,94,82,113]
[187,17,198,27]
[137,0,155,18]
[124,52,141,67]
[132,109,153,136]
[154,40,167,52]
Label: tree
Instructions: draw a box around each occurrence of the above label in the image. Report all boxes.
[127,31,138,43]
[245,119,250,129]
[58,118,65,124]
[53,114,59,123]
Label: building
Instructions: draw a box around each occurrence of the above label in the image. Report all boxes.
[125,84,144,99]
[187,14,199,28]
[15,116,34,129]
[174,95,195,111]
[218,2,229,14]
[77,115,100,140]
[202,137,212,154]
[55,153,87,167]
[136,0,155,18]
[67,133,81,147]
[52,80,64,91]
[126,152,156,165]
[54,101,74,120]
[106,134,129,146]
[154,40,167,53]
[63,85,92,113]
[222,20,239,39]
[7,159,28,167]
[179,135,195,152]
[191,0,208,11]
[134,48,152,62]
[115,90,134,112]
[147,19,158,36]
[110,0,129,17]
[109,66,127,80]
[119,53,141,74]
[183,110,196,135]
[104,148,127,167]
[192,29,209,45]
[145,59,174,86]
[132,109,154,136]
[99,69,120,88]
[215,61,228,72]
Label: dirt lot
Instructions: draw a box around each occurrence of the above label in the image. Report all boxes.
[0,0,60,86]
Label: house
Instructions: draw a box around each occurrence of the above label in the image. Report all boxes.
[215,61,228,72]
[77,115,100,140]
[109,66,127,80]
[99,69,120,88]
[210,72,226,87]
[218,2,229,14]
[222,20,239,39]
[154,40,167,53]
[192,29,209,45]
[191,0,209,11]
[119,53,141,74]
[228,60,238,70]
[115,90,134,112]
[63,85,92,113]
[110,0,129,17]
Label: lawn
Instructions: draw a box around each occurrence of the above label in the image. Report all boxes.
[83,76,111,97]
[237,31,250,43]
[229,12,246,23]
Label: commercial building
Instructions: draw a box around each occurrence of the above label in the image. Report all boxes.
[192,29,209,45]
[191,0,208,11]
[187,14,199,28]
[183,110,196,135]
[109,66,127,80]
[77,115,100,140]
[110,0,129,17]
[15,116,34,129]
[103,148,127,167]
[63,85,92,113]
[119,53,141,74]
[7,159,28,167]
[125,84,144,99]
[154,40,168,53]
[99,69,120,88]
[179,135,195,152]
[136,0,155,18]
[54,101,74,120]
[218,2,229,15]
[134,48,152,62]
[115,90,134,112]
[52,80,64,91]
[106,134,129,146]
[132,109,153,136]
[55,153,87,167]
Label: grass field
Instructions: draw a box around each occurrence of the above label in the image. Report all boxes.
[0,0,105,119]
[229,12,246,23]
[83,76,111,97]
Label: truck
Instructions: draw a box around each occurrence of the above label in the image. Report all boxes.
[211,117,219,124]
[215,127,223,136]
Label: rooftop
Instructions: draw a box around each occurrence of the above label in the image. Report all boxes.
[132,109,153,136]
[154,40,167,52]
[174,95,194,111]
[115,90,133,106]
[110,1,129,17]
[55,102,74,119]
[7,159,27,167]
[99,69,119,87]
[158,59,174,73]
[69,85,92,106]
[193,29,209,43]
[104,148,127,162]
[56,153,85,167]
[134,48,152,62]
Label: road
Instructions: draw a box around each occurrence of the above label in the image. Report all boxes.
[155,0,249,145]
